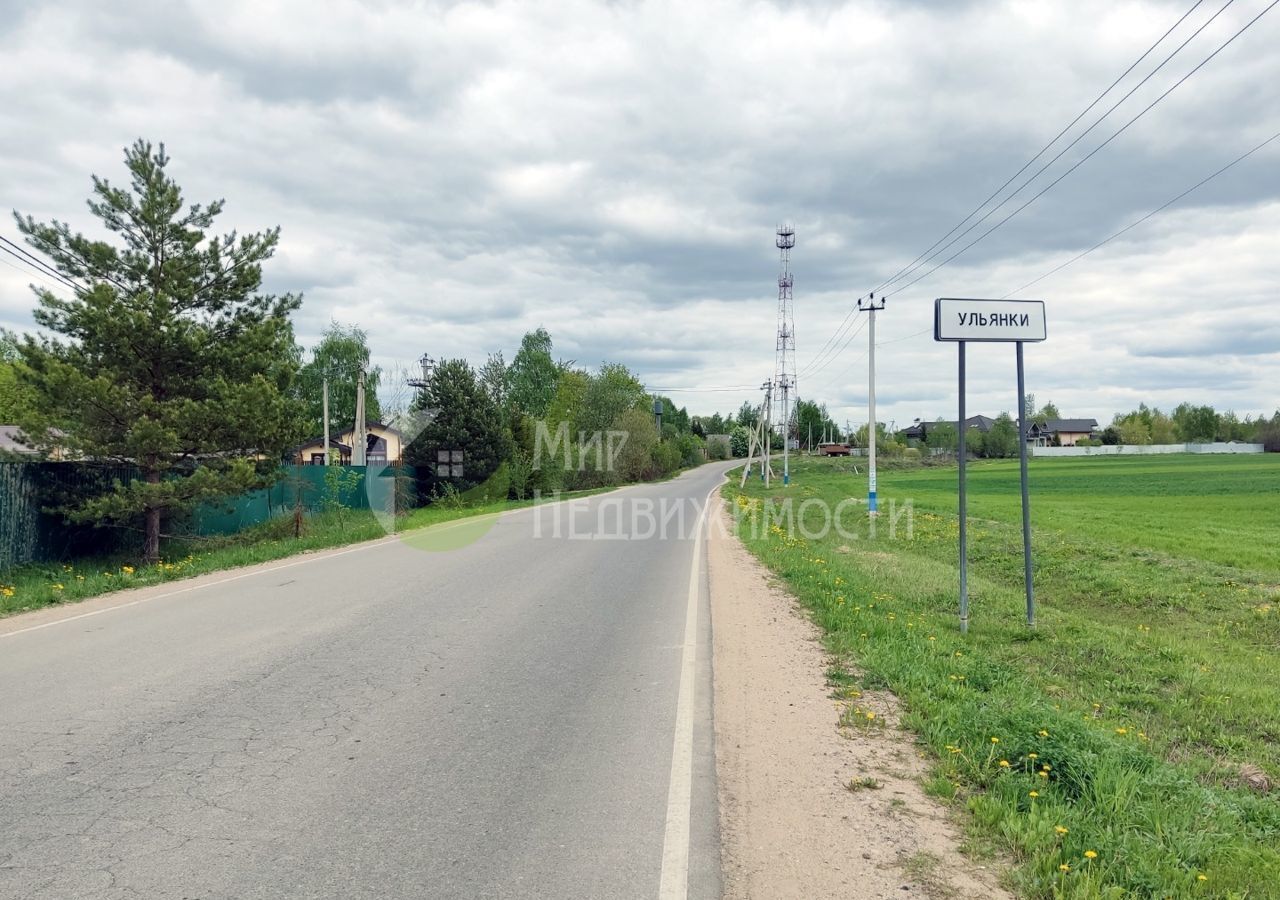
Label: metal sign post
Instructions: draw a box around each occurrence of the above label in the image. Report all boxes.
[1016,342,1034,627]
[934,298,1047,633]
[957,342,968,633]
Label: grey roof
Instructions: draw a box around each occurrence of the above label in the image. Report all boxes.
[900,416,997,437]
[1039,418,1098,432]
[0,425,38,454]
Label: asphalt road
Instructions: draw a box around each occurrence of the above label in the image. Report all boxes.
[0,462,736,899]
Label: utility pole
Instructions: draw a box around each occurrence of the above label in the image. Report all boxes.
[322,376,330,466]
[858,291,886,516]
[761,379,772,486]
[352,368,368,467]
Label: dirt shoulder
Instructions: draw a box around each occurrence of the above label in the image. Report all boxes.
[708,498,1011,900]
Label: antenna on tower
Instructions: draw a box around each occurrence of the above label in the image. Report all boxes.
[774,224,796,485]
[407,354,434,390]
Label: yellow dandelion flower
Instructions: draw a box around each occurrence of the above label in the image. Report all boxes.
[1029,791,1039,797]
[1059,863,1070,872]
[1197,874,1208,882]
[990,737,1000,744]
[1039,771,1049,779]
[1115,727,1128,735]
[1028,753,1039,759]
[1038,730,1049,737]
[865,711,875,721]
[1084,850,1097,860]
[999,760,1010,768]
[1054,826,1069,835]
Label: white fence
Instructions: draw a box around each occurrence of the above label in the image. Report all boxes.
[1030,442,1264,457]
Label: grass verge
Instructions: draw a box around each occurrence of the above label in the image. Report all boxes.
[727,453,1280,898]
[0,487,607,617]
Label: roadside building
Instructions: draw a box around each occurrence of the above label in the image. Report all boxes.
[293,421,404,466]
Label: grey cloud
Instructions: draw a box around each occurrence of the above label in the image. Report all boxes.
[2,0,1278,429]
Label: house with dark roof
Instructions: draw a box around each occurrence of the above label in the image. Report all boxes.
[1028,418,1098,447]
[899,416,996,444]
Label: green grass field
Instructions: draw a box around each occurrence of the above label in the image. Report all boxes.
[727,453,1280,899]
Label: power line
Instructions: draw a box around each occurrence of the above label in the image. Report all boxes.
[870,0,1218,298]
[0,236,85,293]
[809,327,933,396]
[798,298,864,377]
[884,0,1278,300]
[799,0,1226,379]
[801,314,868,380]
[1003,128,1280,297]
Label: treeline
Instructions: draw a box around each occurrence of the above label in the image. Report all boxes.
[689,398,842,459]
[1103,404,1280,449]
[402,328,706,500]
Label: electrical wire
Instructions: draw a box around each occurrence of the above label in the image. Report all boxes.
[798,297,864,377]
[1002,128,1280,297]
[800,0,1249,373]
[871,0,1221,298]
[0,237,85,294]
[801,314,869,381]
[884,0,1279,300]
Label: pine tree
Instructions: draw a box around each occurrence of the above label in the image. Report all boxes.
[405,358,509,495]
[12,140,302,562]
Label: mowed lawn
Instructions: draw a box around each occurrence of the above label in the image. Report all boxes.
[727,453,1280,899]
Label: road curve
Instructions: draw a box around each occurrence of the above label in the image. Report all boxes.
[0,462,737,899]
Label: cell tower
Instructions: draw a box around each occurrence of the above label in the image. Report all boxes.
[774,224,796,485]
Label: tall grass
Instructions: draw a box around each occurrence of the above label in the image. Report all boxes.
[728,454,1280,898]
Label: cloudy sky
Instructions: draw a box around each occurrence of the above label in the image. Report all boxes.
[2,0,1277,429]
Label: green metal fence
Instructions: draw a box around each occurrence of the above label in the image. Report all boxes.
[0,462,141,571]
[1,462,415,572]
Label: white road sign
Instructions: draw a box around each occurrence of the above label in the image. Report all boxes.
[934,298,1047,343]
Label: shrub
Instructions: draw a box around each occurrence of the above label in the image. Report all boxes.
[650,441,682,478]
[675,433,705,468]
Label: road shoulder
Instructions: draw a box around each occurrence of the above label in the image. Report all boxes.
[708,497,1011,899]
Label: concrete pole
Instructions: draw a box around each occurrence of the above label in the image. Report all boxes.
[352,369,367,467]
[868,304,878,517]
[322,376,330,466]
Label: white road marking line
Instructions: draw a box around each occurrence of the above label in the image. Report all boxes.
[657,482,716,900]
